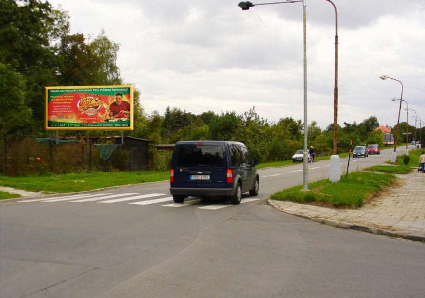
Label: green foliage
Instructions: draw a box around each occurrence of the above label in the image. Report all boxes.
[366,165,410,174]
[0,63,32,136]
[0,191,20,200]
[150,149,172,172]
[403,155,410,165]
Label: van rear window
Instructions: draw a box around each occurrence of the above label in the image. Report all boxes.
[176,145,224,167]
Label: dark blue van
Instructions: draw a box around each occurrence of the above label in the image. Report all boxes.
[170,141,259,205]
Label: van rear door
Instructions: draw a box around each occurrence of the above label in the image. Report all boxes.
[173,144,227,188]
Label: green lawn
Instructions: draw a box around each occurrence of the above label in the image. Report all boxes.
[270,172,395,208]
[0,191,20,200]
[367,149,422,174]
[0,171,169,193]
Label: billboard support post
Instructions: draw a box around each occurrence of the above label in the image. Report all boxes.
[89,138,92,173]
[49,142,53,173]
[121,131,125,147]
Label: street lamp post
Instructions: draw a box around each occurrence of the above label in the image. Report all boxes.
[238,0,309,190]
[321,0,338,156]
[380,75,404,162]
[392,98,409,155]
[319,0,340,183]
[410,109,417,145]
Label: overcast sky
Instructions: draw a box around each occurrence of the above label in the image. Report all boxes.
[49,0,425,129]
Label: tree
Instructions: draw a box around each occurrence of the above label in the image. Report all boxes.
[57,33,100,85]
[0,63,32,136]
[0,0,69,132]
[89,31,122,85]
[209,111,241,141]
[0,63,32,172]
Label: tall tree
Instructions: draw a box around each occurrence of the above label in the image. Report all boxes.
[89,31,122,85]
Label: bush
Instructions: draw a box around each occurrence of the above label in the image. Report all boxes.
[150,149,172,171]
[403,155,410,165]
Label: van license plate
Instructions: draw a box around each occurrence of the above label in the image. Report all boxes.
[190,175,210,180]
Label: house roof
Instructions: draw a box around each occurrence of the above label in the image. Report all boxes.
[375,125,392,134]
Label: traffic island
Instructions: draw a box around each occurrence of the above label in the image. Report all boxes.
[269,171,425,242]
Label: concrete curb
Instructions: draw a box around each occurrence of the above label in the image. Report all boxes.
[0,179,169,204]
[268,200,425,243]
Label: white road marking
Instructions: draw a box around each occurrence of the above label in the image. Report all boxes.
[262,174,282,177]
[130,197,174,206]
[163,199,202,207]
[42,193,113,203]
[99,193,165,204]
[240,198,259,204]
[198,204,229,210]
[19,193,104,203]
[289,170,303,173]
[310,167,320,170]
[70,193,139,202]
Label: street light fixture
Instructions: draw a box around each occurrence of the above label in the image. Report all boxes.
[238,0,309,190]
[380,75,404,161]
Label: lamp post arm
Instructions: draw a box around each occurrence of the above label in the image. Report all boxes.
[254,1,302,6]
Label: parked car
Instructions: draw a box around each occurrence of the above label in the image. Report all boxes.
[367,144,380,155]
[292,149,311,162]
[353,146,368,158]
[170,141,259,205]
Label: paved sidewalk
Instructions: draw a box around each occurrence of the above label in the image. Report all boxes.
[0,186,42,197]
[269,171,425,242]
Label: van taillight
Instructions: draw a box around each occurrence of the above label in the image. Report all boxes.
[170,169,174,182]
[226,169,233,183]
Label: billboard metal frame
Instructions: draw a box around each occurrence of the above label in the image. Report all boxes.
[45,85,134,131]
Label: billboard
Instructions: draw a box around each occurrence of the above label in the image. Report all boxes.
[45,85,133,130]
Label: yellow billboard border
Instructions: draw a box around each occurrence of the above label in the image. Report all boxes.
[45,85,134,131]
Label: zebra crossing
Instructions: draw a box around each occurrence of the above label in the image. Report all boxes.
[18,192,259,210]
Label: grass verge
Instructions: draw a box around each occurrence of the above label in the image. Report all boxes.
[0,171,169,193]
[367,148,422,174]
[0,191,20,200]
[270,172,396,208]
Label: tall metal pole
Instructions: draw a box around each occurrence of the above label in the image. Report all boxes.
[302,0,308,191]
[381,76,404,152]
[323,0,338,155]
[405,102,409,149]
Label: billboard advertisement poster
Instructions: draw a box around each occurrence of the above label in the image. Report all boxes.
[45,85,133,130]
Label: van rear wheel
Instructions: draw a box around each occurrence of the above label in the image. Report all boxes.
[249,178,259,196]
[231,183,242,205]
[173,195,185,203]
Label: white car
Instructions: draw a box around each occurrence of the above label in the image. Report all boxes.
[292,149,311,162]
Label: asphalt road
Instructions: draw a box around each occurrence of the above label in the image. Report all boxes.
[2,147,424,298]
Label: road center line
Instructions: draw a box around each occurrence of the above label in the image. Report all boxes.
[262,174,282,178]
